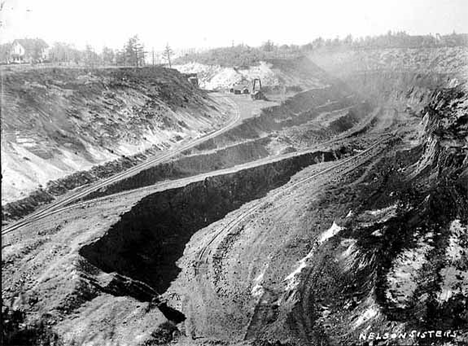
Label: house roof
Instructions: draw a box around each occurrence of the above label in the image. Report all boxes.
[12,38,49,51]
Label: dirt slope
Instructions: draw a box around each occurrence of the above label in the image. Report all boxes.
[1,67,228,204]
[160,50,467,345]
[2,48,467,346]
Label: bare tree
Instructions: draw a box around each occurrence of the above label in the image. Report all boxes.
[162,43,173,68]
[135,41,146,67]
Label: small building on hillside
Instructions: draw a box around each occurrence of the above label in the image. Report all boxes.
[9,38,49,64]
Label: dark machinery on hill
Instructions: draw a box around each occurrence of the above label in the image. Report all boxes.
[251,78,267,101]
[184,73,199,87]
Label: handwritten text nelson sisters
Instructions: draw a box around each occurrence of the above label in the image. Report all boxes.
[359,330,459,342]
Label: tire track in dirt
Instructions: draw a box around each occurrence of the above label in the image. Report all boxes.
[193,111,391,276]
[241,137,393,341]
[184,134,393,341]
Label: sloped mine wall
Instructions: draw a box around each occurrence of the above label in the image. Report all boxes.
[79,147,347,296]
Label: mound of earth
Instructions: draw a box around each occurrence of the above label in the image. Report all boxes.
[174,56,329,92]
[1,67,228,204]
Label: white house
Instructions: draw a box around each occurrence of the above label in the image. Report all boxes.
[9,38,49,63]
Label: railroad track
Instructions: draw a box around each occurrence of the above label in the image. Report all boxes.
[2,94,240,235]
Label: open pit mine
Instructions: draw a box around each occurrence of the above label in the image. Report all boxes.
[2,48,468,346]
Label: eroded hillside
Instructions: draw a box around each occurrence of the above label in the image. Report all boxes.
[1,67,230,204]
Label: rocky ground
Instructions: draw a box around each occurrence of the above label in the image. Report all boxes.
[2,48,467,346]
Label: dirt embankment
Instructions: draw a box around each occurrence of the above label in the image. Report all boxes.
[166,80,467,346]
[79,87,368,201]
[2,82,368,222]
[1,66,227,204]
[2,57,337,223]
[79,147,347,295]
[1,145,349,346]
[159,49,466,345]
[242,49,468,345]
[289,82,468,346]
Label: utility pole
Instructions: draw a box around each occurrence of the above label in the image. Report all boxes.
[152,47,155,66]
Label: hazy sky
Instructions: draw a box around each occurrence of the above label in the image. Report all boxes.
[1,0,467,51]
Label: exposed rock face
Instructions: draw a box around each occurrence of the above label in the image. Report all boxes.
[352,82,467,342]
[422,85,468,167]
[285,49,468,345]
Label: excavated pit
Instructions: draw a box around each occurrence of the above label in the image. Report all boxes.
[81,92,371,201]
[3,51,468,346]
[82,138,272,201]
[192,87,357,151]
[79,147,349,297]
[2,85,364,223]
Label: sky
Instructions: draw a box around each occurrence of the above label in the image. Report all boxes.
[1,0,467,52]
